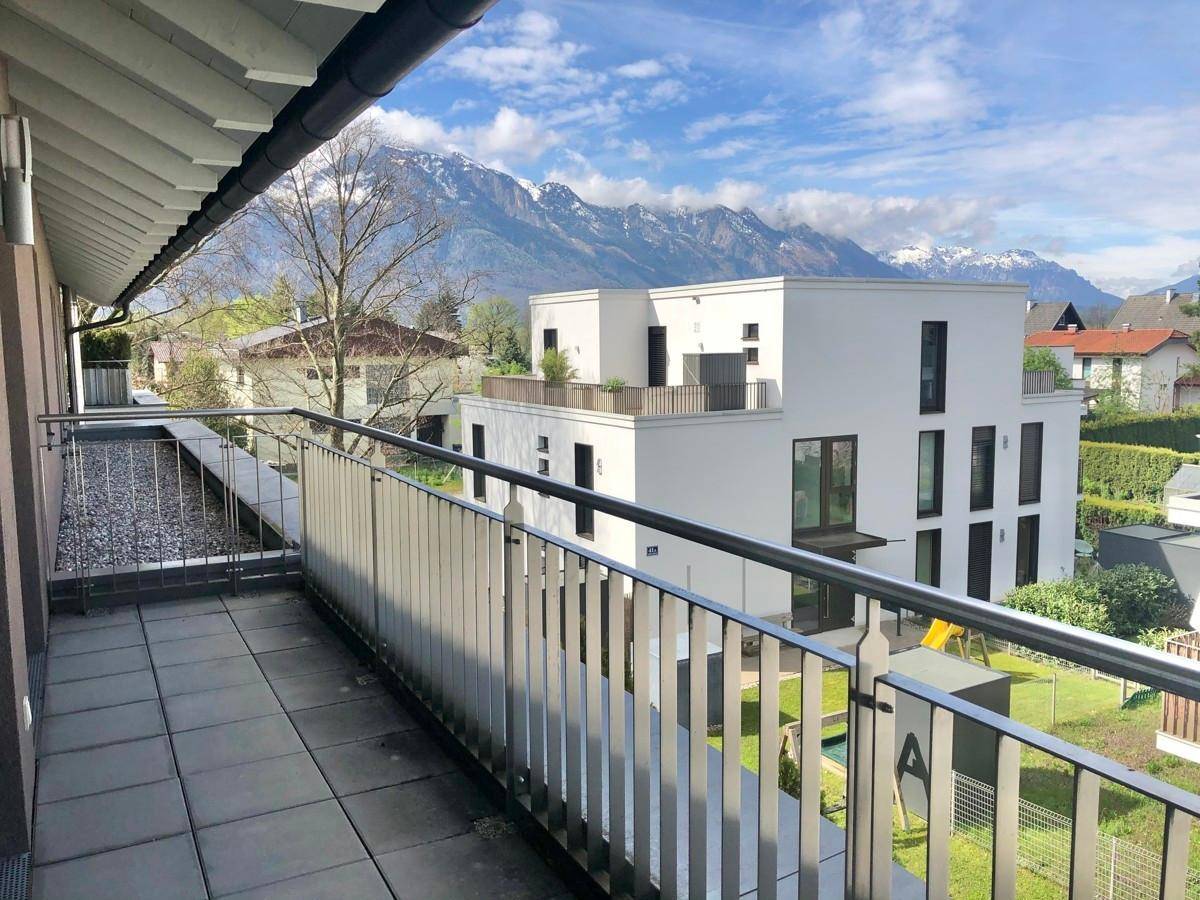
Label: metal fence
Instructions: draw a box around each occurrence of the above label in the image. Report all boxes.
[482,375,768,414]
[952,771,1200,899]
[38,405,1200,900]
[1022,369,1057,396]
[81,362,133,406]
[1163,632,1200,747]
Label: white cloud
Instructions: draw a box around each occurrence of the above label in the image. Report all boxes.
[627,139,655,162]
[369,105,561,164]
[442,11,604,100]
[684,109,781,142]
[1053,238,1200,297]
[695,139,756,160]
[545,155,767,211]
[615,58,665,78]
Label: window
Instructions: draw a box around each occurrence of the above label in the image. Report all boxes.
[366,364,407,406]
[1016,515,1039,587]
[537,435,549,452]
[970,426,996,511]
[543,328,558,351]
[917,430,944,517]
[915,529,941,588]
[574,443,594,537]
[647,326,667,387]
[1081,357,1092,379]
[537,458,549,477]
[1019,422,1043,504]
[742,322,759,340]
[235,367,245,385]
[920,321,947,413]
[967,521,993,600]
[745,347,759,366]
[471,424,486,501]
[792,436,857,533]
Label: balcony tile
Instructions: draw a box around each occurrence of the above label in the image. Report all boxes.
[34,778,190,864]
[229,601,317,632]
[45,645,150,685]
[143,611,236,643]
[183,752,332,828]
[48,624,144,658]
[148,632,249,667]
[290,696,416,749]
[270,668,385,712]
[140,597,226,621]
[253,642,358,681]
[36,736,176,804]
[196,799,368,897]
[220,859,392,899]
[222,589,301,612]
[43,669,158,716]
[38,700,165,757]
[376,831,566,900]
[31,832,205,900]
[241,622,331,654]
[312,731,455,797]
[342,773,493,856]
[163,681,282,733]
[48,606,140,634]
[172,714,305,775]
[156,655,265,698]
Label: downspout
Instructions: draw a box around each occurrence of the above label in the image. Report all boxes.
[60,285,83,414]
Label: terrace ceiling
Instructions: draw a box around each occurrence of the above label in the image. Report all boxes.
[0,0,382,306]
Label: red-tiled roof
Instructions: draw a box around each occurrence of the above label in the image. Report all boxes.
[1026,328,1189,356]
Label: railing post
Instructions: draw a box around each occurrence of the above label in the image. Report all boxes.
[846,597,893,900]
[503,491,526,815]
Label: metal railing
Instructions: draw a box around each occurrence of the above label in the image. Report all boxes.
[38,405,1200,900]
[481,375,768,414]
[1022,369,1058,396]
[81,361,133,406]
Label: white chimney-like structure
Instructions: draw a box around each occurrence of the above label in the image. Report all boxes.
[1165,289,1176,303]
[294,300,308,323]
[1121,323,1132,332]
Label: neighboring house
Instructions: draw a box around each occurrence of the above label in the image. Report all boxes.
[1107,289,1200,331]
[1024,300,1086,336]
[1026,327,1198,412]
[148,338,200,383]
[459,276,1082,634]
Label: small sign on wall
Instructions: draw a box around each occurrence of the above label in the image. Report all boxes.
[646,545,659,557]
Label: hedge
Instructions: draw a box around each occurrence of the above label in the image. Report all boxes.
[1081,409,1200,451]
[80,328,132,363]
[1079,440,1200,503]
[1076,496,1167,546]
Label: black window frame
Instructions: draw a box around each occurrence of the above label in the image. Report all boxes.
[537,457,549,477]
[916,429,944,517]
[543,328,558,351]
[536,434,549,453]
[471,424,486,501]
[920,321,948,413]
[970,425,996,511]
[792,435,858,536]
[742,322,759,340]
[967,520,993,601]
[915,528,941,588]
[574,442,595,538]
[745,347,759,366]
[1019,422,1043,505]
[1016,514,1039,587]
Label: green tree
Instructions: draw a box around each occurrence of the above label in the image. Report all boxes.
[161,351,238,434]
[1022,345,1073,389]
[414,288,464,335]
[540,347,578,383]
[466,297,524,357]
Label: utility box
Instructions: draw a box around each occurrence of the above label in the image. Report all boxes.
[681,352,746,386]
[889,646,1011,821]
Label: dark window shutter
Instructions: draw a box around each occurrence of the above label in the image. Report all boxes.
[970,426,995,510]
[1019,422,1043,504]
[967,521,992,600]
[471,424,486,500]
[647,327,667,387]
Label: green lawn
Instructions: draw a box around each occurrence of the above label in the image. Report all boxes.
[709,648,1200,898]
[390,462,463,497]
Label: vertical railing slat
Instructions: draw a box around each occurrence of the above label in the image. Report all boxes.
[633,579,652,899]
[584,560,604,870]
[544,541,564,831]
[925,705,953,900]
[1069,767,1100,900]
[527,533,547,816]
[797,650,822,898]
[503,498,527,804]
[564,552,584,849]
[489,517,506,775]
[757,635,779,900]
[688,606,708,900]
[1161,806,1194,900]
[992,734,1021,900]
[721,618,741,900]
[607,569,627,890]
[660,591,679,900]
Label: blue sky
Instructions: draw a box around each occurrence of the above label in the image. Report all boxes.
[377,0,1200,295]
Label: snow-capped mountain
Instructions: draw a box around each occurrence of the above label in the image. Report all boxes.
[880,246,1122,309]
[385,147,902,302]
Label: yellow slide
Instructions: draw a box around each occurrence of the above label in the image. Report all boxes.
[921,619,964,651]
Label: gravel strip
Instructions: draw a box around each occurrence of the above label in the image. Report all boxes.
[56,440,262,572]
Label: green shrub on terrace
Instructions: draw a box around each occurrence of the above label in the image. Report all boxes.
[1079,440,1200,503]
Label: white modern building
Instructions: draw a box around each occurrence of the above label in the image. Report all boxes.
[460,276,1083,635]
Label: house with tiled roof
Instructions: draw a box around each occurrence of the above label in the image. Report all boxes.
[1107,288,1200,332]
[1024,300,1086,335]
[1027,325,1197,411]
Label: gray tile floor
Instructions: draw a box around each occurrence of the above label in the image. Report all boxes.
[32,589,572,900]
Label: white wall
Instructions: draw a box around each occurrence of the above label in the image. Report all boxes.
[1140,343,1197,412]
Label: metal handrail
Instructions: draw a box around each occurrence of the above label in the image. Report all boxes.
[38,404,1200,701]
